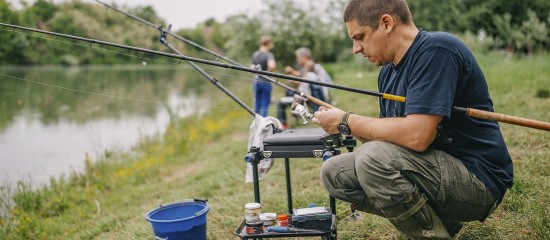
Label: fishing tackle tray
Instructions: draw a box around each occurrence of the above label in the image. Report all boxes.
[261,128,341,159]
[233,214,336,239]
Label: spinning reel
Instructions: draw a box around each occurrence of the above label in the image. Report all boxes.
[291,100,314,125]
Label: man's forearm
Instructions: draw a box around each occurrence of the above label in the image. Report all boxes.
[347,114,441,152]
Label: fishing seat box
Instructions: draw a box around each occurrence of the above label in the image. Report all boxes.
[235,128,354,239]
[261,128,338,159]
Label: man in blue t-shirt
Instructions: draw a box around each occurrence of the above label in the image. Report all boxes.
[313,0,513,239]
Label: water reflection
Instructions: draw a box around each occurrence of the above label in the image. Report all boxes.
[0,65,221,186]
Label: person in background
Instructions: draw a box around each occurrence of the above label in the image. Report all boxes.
[277,47,333,128]
[284,47,333,109]
[314,0,513,239]
[251,35,276,117]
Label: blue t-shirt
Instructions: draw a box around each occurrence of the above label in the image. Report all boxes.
[378,30,513,201]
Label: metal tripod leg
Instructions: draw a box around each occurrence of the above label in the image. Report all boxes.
[252,159,260,203]
[285,158,293,214]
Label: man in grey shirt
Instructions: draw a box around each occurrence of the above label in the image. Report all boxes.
[252,36,276,117]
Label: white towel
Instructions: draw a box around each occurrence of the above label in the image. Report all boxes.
[246,114,283,183]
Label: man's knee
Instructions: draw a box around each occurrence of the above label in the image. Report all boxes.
[320,153,357,195]
[320,158,339,193]
[355,141,394,175]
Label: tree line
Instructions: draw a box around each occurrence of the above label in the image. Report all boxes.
[1,0,549,66]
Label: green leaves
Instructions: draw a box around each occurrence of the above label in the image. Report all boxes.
[221,0,350,66]
[1,0,167,65]
[409,0,550,53]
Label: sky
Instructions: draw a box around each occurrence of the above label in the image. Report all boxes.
[7,0,310,30]
[99,0,265,29]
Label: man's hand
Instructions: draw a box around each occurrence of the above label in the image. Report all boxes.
[312,107,346,134]
[285,66,302,77]
[284,66,295,74]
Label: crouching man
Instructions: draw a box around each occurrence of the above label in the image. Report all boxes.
[312,0,513,239]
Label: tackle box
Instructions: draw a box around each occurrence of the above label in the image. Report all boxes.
[261,128,340,159]
[292,207,332,231]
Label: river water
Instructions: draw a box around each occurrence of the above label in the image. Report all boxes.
[0,65,241,187]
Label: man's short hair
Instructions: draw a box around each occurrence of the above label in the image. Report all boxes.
[295,47,312,59]
[343,0,412,30]
[260,35,272,46]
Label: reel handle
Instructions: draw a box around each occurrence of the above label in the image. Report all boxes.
[291,101,314,125]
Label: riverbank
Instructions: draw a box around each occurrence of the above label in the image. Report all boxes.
[1,52,549,239]
[0,64,214,186]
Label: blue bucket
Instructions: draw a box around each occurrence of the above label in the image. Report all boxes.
[145,199,209,240]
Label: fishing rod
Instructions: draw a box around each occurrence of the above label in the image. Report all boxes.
[157,27,265,204]
[2,23,549,131]
[0,23,402,101]
[92,0,254,116]
[92,0,339,108]
[91,0,550,131]
[159,25,256,116]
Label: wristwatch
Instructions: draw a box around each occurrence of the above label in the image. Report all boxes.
[338,112,354,135]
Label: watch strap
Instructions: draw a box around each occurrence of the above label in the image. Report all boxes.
[339,112,354,135]
[341,112,353,125]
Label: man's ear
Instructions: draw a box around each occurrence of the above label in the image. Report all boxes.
[379,14,395,33]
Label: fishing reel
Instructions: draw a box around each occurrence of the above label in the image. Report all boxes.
[291,100,314,125]
[159,24,172,46]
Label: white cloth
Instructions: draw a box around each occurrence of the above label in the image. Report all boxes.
[246,114,283,182]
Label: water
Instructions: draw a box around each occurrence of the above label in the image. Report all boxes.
[0,65,237,187]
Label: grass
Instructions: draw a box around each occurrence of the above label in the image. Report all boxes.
[1,52,549,239]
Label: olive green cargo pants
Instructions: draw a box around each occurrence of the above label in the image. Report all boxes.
[320,141,497,238]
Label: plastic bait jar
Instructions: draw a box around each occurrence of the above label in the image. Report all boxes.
[259,213,277,227]
[244,203,261,223]
[277,214,289,227]
[245,221,264,234]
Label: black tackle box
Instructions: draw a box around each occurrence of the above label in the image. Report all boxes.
[292,207,333,231]
[262,128,340,159]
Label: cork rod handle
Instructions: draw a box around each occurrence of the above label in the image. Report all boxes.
[465,108,550,131]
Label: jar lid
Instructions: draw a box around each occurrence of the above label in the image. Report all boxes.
[245,203,261,209]
[245,221,264,227]
[259,213,277,220]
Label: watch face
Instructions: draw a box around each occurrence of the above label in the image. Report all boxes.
[338,123,351,135]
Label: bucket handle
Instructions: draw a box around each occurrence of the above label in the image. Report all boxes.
[159,198,208,208]
[159,198,209,217]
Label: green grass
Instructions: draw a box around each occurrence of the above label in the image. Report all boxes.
[1,52,549,239]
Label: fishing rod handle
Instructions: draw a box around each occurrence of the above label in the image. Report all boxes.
[306,96,335,109]
[464,108,550,131]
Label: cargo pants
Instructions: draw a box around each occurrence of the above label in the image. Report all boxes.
[320,141,497,223]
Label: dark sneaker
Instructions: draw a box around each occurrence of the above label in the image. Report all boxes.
[443,220,463,238]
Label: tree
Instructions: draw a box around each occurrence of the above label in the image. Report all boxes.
[519,10,548,53]
[0,0,27,64]
[18,0,57,27]
[222,0,350,66]
[222,14,263,63]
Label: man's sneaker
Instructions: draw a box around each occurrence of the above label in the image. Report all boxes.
[443,220,464,238]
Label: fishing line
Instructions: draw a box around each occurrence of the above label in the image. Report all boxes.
[0,73,289,114]
[1,28,265,83]
[2,24,549,130]
[0,26,362,117]
[0,28,178,66]
[0,73,164,104]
